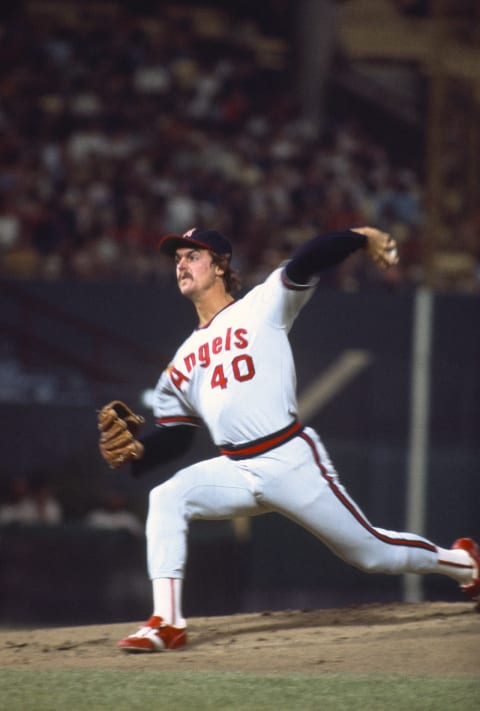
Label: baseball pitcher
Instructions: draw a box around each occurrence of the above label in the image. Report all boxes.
[97,226,479,652]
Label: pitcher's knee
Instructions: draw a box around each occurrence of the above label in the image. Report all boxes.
[148,478,181,514]
[146,480,189,541]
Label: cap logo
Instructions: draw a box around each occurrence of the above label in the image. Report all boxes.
[183,228,197,238]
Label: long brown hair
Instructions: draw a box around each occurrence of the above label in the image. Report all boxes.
[211,253,242,294]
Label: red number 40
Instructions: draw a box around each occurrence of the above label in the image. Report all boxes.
[211,354,256,390]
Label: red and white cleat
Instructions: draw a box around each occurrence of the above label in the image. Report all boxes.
[118,616,187,652]
[452,538,480,608]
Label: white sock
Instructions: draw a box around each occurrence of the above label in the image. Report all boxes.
[436,547,476,586]
[152,577,186,627]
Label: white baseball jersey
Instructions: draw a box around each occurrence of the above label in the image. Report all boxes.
[153,266,317,447]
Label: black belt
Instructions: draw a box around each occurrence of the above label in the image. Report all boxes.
[219,420,304,460]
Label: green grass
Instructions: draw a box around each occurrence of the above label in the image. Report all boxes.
[1,670,479,711]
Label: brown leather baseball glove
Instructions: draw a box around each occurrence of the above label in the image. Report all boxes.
[98,400,145,469]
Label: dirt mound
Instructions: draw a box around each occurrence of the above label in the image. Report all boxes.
[1,602,478,675]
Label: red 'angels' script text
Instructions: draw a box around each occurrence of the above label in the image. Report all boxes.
[168,327,249,389]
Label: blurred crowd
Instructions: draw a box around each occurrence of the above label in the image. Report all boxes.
[0,472,143,535]
[0,2,477,291]
[0,473,63,526]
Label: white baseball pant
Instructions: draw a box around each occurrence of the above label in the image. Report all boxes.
[146,427,440,580]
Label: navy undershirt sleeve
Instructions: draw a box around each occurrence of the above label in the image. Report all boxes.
[130,424,196,478]
[285,230,367,285]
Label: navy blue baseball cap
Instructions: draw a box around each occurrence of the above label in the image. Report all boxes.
[159,228,232,258]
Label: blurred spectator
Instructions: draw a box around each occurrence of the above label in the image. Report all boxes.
[85,492,144,537]
[0,476,34,526]
[29,473,63,525]
[0,474,62,526]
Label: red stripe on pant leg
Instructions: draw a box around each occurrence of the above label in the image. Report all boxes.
[437,558,474,572]
[299,432,437,554]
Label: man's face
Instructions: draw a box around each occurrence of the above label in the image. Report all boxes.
[175,247,222,298]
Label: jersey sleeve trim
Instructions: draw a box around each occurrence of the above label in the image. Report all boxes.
[155,415,202,427]
[281,266,318,291]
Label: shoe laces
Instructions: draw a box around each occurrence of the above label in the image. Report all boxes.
[129,616,164,638]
